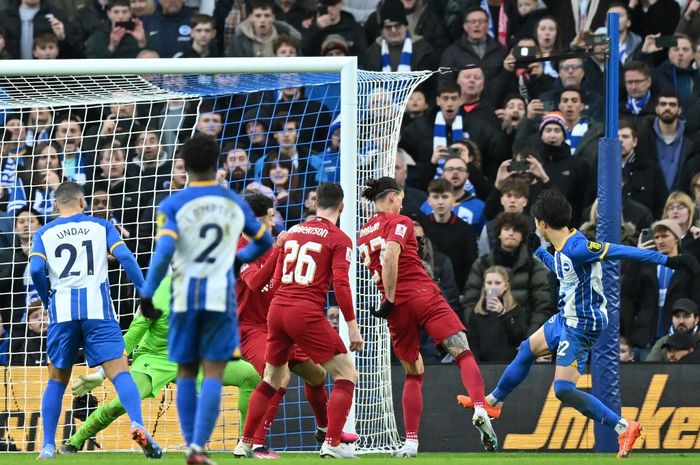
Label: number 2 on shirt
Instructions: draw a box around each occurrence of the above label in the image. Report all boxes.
[281,240,322,285]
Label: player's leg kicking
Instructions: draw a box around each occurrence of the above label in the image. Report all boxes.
[458,315,642,458]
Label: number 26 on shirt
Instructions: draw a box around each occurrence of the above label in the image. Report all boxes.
[281,240,322,285]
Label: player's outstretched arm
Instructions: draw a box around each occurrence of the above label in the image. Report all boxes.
[533,247,556,273]
[28,254,50,310]
[111,243,146,290]
[595,242,668,266]
[237,226,274,264]
[142,234,176,298]
[332,238,363,352]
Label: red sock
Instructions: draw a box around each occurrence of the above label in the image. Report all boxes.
[403,374,424,441]
[252,387,285,445]
[242,381,277,444]
[304,382,329,429]
[455,350,486,407]
[325,379,354,446]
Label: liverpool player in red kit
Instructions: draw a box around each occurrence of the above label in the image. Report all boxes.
[235,183,364,459]
[235,193,357,458]
[358,177,497,456]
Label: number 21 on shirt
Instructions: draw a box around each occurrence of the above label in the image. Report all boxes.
[281,240,322,285]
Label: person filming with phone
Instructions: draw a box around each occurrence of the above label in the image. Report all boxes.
[466,266,527,363]
[85,0,151,58]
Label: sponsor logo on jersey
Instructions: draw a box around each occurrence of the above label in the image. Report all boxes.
[587,241,603,252]
[156,213,166,229]
[395,224,407,238]
[345,247,352,263]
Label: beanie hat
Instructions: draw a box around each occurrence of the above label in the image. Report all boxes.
[380,0,408,26]
[321,34,349,55]
[539,111,566,135]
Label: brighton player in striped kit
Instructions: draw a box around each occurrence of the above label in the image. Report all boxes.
[458,189,699,458]
[139,134,273,465]
[29,181,161,459]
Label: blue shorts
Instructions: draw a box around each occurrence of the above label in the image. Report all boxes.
[168,310,239,364]
[543,313,600,375]
[47,319,125,369]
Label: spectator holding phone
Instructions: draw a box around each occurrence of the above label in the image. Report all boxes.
[85,0,151,58]
[301,0,366,56]
[466,266,527,363]
[0,0,81,58]
[626,219,700,352]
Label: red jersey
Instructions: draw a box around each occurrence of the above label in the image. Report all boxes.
[271,217,355,322]
[236,237,280,325]
[358,212,440,304]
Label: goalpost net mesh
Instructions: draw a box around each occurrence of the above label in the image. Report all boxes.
[0,68,431,454]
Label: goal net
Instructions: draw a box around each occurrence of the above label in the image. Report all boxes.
[0,58,431,454]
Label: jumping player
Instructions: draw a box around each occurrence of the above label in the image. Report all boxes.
[457,189,699,458]
[234,182,364,459]
[358,177,497,456]
[235,193,357,458]
[29,181,161,459]
[140,134,273,465]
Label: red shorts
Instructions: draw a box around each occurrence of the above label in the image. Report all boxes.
[265,301,347,366]
[240,323,309,375]
[387,289,465,362]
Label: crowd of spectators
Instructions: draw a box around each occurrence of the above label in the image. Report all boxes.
[2,0,700,367]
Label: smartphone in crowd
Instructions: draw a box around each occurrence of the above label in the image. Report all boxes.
[115,20,135,30]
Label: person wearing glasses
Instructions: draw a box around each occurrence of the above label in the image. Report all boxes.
[439,6,506,83]
[539,56,604,122]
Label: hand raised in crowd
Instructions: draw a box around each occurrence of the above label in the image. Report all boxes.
[108,27,128,53]
[46,15,66,41]
[130,18,148,48]
[641,33,663,55]
[494,159,515,189]
[526,99,545,119]
[316,12,333,29]
[685,0,700,18]
[637,232,656,250]
[430,145,449,165]
[485,294,504,314]
[525,155,549,183]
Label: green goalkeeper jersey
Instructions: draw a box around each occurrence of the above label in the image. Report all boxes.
[123,276,172,358]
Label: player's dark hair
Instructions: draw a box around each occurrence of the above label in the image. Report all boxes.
[245,193,274,217]
[494,212,530,237]
[55,181,84,205]
[427,178,453,195]
[530,189,571,228]
[316,182,344,209]
[361,177,402,202]
[181,133,219,174]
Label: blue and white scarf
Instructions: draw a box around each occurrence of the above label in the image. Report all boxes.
[566,119,589,154]
[433,112,463,178]
[626,90,651,115]
[381,32,412,72]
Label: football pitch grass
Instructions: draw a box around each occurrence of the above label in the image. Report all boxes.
[7,452,698,464]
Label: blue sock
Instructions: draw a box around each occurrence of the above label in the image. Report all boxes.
[177,377,198,445]
[113,372,144,426]
[492,339,536,402]
[41,380,67,447]
[192,378,223,448]
[553,380,621,428]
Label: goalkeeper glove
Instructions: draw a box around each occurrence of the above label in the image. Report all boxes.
[370,298,394,318]
[139,297,163,320]
[72,367,105,397]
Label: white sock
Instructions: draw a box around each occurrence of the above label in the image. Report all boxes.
[188,444,203,455]
[405,438,418,446]
[474,405,488,417]
[486,393,503,408]
[614,418,629,434]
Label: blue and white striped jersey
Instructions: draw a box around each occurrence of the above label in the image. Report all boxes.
[29,214,126,324]
[535,230,667,332]
[156,181,264,313]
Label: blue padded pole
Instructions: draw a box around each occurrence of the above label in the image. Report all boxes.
[592,12,622,453]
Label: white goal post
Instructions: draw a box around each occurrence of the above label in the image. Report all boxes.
[0,57,432,454]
